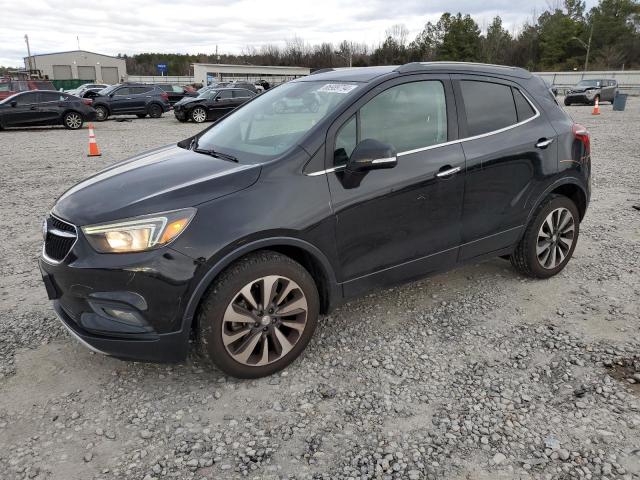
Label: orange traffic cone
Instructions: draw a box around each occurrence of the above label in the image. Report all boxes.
[87,123,102,157]
[591,97,600,115]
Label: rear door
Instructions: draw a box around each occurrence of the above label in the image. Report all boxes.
[453,75,558,261]
[130,86,153,111]
[38,92,67,124]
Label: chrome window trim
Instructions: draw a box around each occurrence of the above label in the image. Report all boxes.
[305,88,540,176]
[42,213,78,265]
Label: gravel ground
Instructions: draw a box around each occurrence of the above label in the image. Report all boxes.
[0,100,639,480]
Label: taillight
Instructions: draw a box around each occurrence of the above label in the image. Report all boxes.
[573,123,590,154]
[82,98,93,106]
[160,92,169,101]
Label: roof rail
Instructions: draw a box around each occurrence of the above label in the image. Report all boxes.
[394,61,531,78]
[310,68,335,75]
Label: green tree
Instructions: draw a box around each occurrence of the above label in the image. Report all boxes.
[587,0,640,68]
[538,9,583,69]
[436,13,482,61]
[483,16,512,64]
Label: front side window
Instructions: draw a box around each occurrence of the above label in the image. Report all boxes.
[460,80,517,137]
[195,81,363,161]
[114,87,130,96]
[217,90,233,100]
[333,80,447,165]
[14,92,38,105]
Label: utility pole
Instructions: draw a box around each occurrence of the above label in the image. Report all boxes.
[25,34,33,71]
[572,22,594,72]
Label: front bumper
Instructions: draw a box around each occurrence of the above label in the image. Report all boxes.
[565,93,596,104]
[39,231,199,362]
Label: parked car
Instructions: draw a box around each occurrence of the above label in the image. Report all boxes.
[155,84,198,105]
[66,83,109,97]
[91,84,171,121]
[173,87,255,123]
[0,90,95,129]
[0,79,55,101]
[564,79,618,106]
[40,62,591,378]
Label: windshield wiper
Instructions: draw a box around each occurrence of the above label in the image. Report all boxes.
[190,138,238,163]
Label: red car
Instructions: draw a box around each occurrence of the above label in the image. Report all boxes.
[0,79,56,100]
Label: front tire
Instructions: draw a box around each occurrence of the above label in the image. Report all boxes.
[511,195,580,278]
[196,251,320,378]
[564,98,571,106]
[191,107,207,123]
[94,105,108,122]
[62,111,84,130]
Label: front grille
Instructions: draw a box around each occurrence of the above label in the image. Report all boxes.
[44,215,77,262]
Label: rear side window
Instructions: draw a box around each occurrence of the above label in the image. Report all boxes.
[232,89,252,98]
[39,92,66,102]
[460,80,517,136]
[512,88,536,122]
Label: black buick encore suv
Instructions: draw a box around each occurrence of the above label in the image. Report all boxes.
[40,63,591,378]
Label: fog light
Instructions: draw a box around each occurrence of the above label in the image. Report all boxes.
[103,307,144,326]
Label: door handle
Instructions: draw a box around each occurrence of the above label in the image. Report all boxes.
[436,166,461,178]
[30,105,37,110]
[536,138,554,149]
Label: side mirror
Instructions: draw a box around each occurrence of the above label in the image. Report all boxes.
[341,139,397,188]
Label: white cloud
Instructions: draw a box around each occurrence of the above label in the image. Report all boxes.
[1,0,599,66]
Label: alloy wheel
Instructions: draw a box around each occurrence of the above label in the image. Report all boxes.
[65,113,82,129]
[192,108,206,123]
[536,207,575,269]
[221,275,308,366]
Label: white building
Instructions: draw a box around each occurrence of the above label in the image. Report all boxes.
[23,50,127,84]
[192,63,310,86]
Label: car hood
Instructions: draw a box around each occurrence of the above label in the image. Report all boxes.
[174,97,203,107]
[53,144,261,226]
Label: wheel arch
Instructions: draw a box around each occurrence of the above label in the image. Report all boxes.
[528,177,588,225]
[183,237,340,333]
[93,102,110,113]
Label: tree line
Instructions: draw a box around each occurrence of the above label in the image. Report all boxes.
[120,0,639,76]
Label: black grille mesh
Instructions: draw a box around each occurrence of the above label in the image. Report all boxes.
[44,216,76,262]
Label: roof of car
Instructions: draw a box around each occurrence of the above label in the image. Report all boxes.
[302,62,532,83]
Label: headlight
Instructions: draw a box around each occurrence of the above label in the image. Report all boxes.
[82,208,196,253]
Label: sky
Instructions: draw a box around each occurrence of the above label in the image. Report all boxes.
[1,0,599,67]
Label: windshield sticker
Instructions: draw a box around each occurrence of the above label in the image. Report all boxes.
[316,83,358,94]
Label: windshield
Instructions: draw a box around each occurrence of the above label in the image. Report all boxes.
[195,81,362,161]
[577,80,601,87]
[98,84,120,95]
[198,89,218,99]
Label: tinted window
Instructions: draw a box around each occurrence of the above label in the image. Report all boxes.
[134,87,153,94]
[217,90,233,100]
[360,80,447,153]
[512,88,536,122]
[334,115,357,166]
[39,92,67,102]
[172,85,184,93]
[232,89,252,98]
[14,92,38,105]
[114,87,130,96]
[461,81,517,136]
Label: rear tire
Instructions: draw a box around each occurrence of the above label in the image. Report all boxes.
[196,251,320,378]
[94,105,108,122]
[148,104,163,118]
[510,195,580,279]
[62,111,84,130]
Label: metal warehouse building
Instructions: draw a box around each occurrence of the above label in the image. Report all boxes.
[23,50,127,84]
[193,63,310,86]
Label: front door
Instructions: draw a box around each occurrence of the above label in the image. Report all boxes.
[109,87,132,113]
[453,76,559,260]
[2,91,39,126]
[324,76,466,296]
[210,90,234,118]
